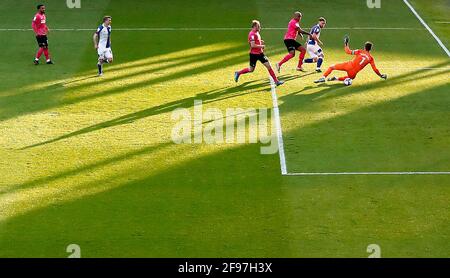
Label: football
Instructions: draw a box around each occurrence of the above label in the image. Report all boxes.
[344,78,353,86]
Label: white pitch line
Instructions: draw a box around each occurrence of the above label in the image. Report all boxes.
[381,67,450,70]
[403,0,450,57]
[269,78,287,175]
[286,172,450,176]
[0,27,425,32]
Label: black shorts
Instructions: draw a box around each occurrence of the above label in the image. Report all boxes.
[36,35,48,47]
[249,53,269,68]
[284,39,301,52]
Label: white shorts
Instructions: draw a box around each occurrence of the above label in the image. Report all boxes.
[307,44,324,59]
[98,47,113,60]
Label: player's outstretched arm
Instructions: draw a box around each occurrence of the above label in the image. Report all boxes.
[343,35,356,54]
[370,60,387,79]
[344,45,354,55]
[344,35,349,46]
[298,27,311,37]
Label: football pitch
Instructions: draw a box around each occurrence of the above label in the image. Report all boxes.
[0,0,449,257]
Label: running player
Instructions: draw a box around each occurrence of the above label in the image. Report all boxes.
[314,36,387,84]
[93,16,113,76]
[32,4,53,65]
[276,11,310,73]
[303,17,326,73]
[234,20,284,86]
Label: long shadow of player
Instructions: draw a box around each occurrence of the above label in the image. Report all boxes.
[20,80,272,150]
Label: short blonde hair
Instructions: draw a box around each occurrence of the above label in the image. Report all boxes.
[252,20,260,28]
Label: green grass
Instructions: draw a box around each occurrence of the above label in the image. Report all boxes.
[0,0,449,257]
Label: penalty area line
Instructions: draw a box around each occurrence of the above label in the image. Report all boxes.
[269,78,287,175]
[285,172,450,176]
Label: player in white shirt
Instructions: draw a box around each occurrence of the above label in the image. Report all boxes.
[303,17,326,73]
[93,16,113,76]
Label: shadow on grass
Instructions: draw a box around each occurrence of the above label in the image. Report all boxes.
[280,60,450,111]
[20,61,449,150]
[21,79,271,149]
[0,81,448,257]
[0,142,291,257]
[280,82,450,172]
[0,43,247,121]
[45,44,246,94]
[0,43,288,123]
[1,143,172,195]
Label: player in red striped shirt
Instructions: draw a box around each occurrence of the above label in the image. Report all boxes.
[32,4,53,65]
[234,20,284,86]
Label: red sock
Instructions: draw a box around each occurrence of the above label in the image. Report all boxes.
[43,48,50,60]
[279,53,294,66]
[36,48,44,59]
[268,68,279,83]
[297,48,306,68]
[338,76,349,81]
[238,68,251,75]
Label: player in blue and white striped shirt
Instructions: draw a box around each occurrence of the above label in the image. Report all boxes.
[93,16,113,76]
[304,17,326,72]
